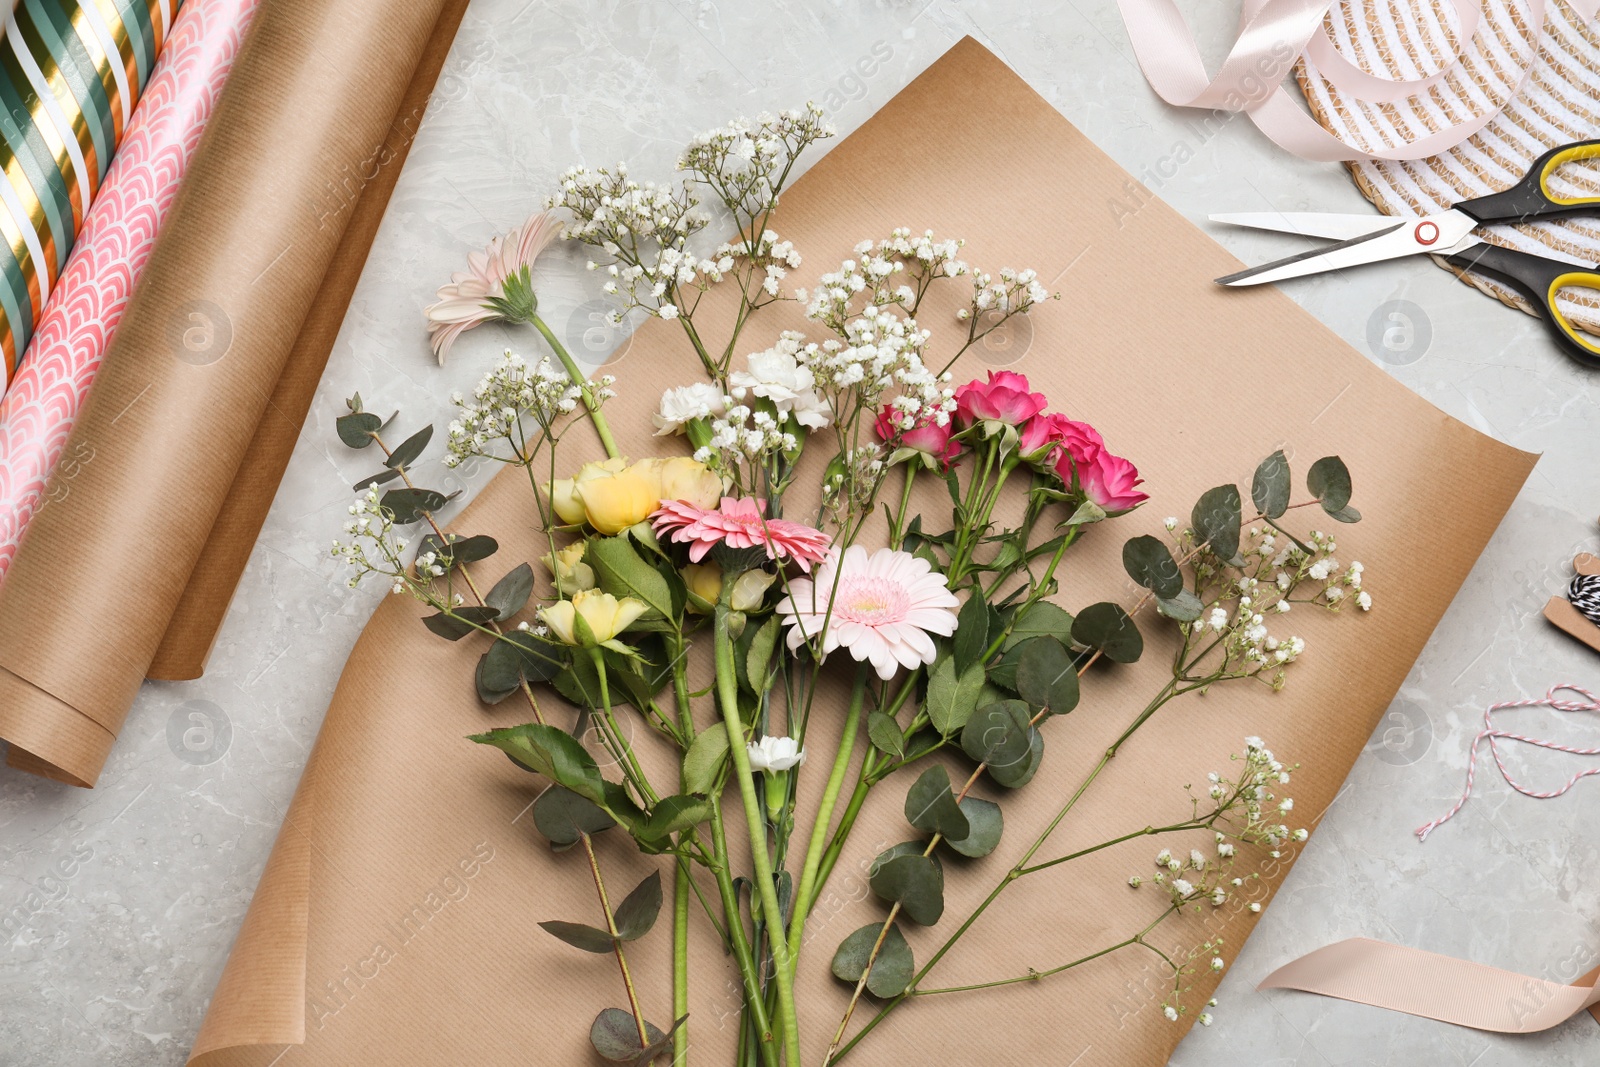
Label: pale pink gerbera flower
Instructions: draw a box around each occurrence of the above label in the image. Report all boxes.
[776,546,959,679]
[424,211,562,364]
[651,497,832,572]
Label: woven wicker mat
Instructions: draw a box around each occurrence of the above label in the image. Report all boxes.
[1298,0,1600,335]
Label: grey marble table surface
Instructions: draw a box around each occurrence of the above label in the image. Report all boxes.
[5,1,1600,1064]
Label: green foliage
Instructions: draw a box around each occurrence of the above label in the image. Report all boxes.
[680,728,729,794]
[1122,535,1183,599]
[1251,450,1290,518]
[539,919,616,954]
[960,700,1039,788]
[423,605,499,641]
[953,590,989,673]
[613,871,662,941]
[1155,589,1203,623]
[832,922,914,998]
[925,654,985,736]
[469,723,605,805]
[380,487,451,524]
[1306,455,1351,512]
[867,711,907,760]
[533,786,615,850]
[744,617,780,695]
[384,424,433,469]
[1191,483,1242,561]
[1071,602,1144,663]
[1014,636,1079,714]
[588,536,676,620]
[1003,601,1075,648]
[868,842,944,925]
[417,532,500,570]
[589,1008,681,1065]
[640,794,713,839]
[485,562,533,619]
[944,797,1003,858]
[904,765,970,839]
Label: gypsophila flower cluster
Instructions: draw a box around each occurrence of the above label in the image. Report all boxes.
[804,231,968,330]
[1131,738,1307,1029]
[677,106,834,223]
[330,488,410,591]
[443,351,615,467]
[818,445,889,525]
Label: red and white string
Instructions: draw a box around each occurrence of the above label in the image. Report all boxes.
[1416,684,1600,842]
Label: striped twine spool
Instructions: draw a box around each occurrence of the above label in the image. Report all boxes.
[1298,0,1600,337]
[1569,573,1600,625]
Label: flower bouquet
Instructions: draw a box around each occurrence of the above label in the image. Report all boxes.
[328,105,1371,1066]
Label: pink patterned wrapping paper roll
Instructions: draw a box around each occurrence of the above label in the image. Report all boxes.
[0,0,261,575]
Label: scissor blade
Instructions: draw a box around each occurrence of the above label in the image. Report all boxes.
[1216,209,1480,286]
[1209,211,1403,241]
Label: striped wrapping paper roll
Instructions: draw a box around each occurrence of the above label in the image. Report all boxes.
[0,0,177,382]
[0,0,255,572]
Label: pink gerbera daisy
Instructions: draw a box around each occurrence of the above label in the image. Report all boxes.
[424,211,562,364]
[776,546,960,679]
[651,497,832,572]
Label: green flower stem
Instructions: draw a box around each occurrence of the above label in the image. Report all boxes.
[806,768,873,917]
[529,311,620,459]
[673,857,691,1067]
[889,465,917,550]
[579,831,650,1048]
[979,526,1082,663]
[708,794,778,1067]
[831,679,1184,1063]
[588,649,658,805]
[714,599,801,1067]
[785,663,869,973]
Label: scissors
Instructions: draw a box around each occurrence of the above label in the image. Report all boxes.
[1211,139,1600,367]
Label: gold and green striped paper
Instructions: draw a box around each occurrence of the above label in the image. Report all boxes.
[0,0,177,380]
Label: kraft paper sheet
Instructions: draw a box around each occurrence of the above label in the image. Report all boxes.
[183,38,1537,1067]
[0,0,469,787]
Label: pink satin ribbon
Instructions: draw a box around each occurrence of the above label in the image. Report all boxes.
[1261,939,1600,1031]
[1116,0,1600,160]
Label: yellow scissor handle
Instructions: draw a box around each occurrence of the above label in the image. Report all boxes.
[1545,271,1600,359]
[1539,142,1600,206]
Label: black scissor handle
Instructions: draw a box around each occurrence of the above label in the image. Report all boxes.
[1455,140,1600,226]
[1443,243,1600,367]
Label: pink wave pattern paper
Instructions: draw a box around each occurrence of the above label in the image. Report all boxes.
[0,0,261,575]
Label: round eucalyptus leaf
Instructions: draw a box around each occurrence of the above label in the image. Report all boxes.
[1251,450,1290,519]
[1191,484,1242,562]
[904,765,970,839]
[539,919,615,954]
[589,1007,667,1062]
[1122,535,1183,599]
[613,870,662,941]
[868,851,944,926]
[1307,455,1352,513]
[1070,602,1144,664]
[960,700,1034,780]
[1015,636,1079,713]
[831,921,915,998]
[945,796,1003,858]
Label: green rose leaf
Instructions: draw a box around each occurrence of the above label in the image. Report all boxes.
[1015,636,1079,714]
[613,871,662,941]
[384,424,434,469]
[904,765,970,840]
[588,1008,677,1065]
[1071,602,1144,664]
[1251,450,1291,519]
[641,794,713,840]
[868,843,945,925]
[532,786,615,850]
[831,922,915,998]
[352,467,401,492]
[1307,455,1352,514]
[944,796,1003,858]
[960,700,1035,786]
[953,590,990,673]
[744,617,780,696]
[1191,483,1242,562]
[1122,535,1183,599]
[335,410,382,449]
[588,536,675,620]
[486,562,534,620]
[986,640,1024,692]
[538,919,615,954]
[468,723,604,804]
[867,711,907,760]
[1003,601,1075,649]
[680,727,730,795]
[925,654,985,736]
[380,487,449,525]
[1156,589,1204,623]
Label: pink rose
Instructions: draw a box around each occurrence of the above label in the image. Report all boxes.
[875,406,961,470]
[954,370,1047,429]
[1079,449,1148,514]
[1018,412,1105,465]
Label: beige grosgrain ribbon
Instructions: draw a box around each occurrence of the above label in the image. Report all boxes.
[1260,938,1600,1030]
[1115,0,1600,161]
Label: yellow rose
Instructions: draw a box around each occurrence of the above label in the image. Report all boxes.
[541,541,595,592]
[579,468,658,534]
[547,457,628,526]
[682,562,723,614]
[730,569,776,612]
[540,588,648,646]
[637,456,722,509]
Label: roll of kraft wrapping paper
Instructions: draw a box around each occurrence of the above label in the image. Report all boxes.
[184,38,1538,1067]
[0,0,260,581]
[0,0,468,788]
[0,0,177,382]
